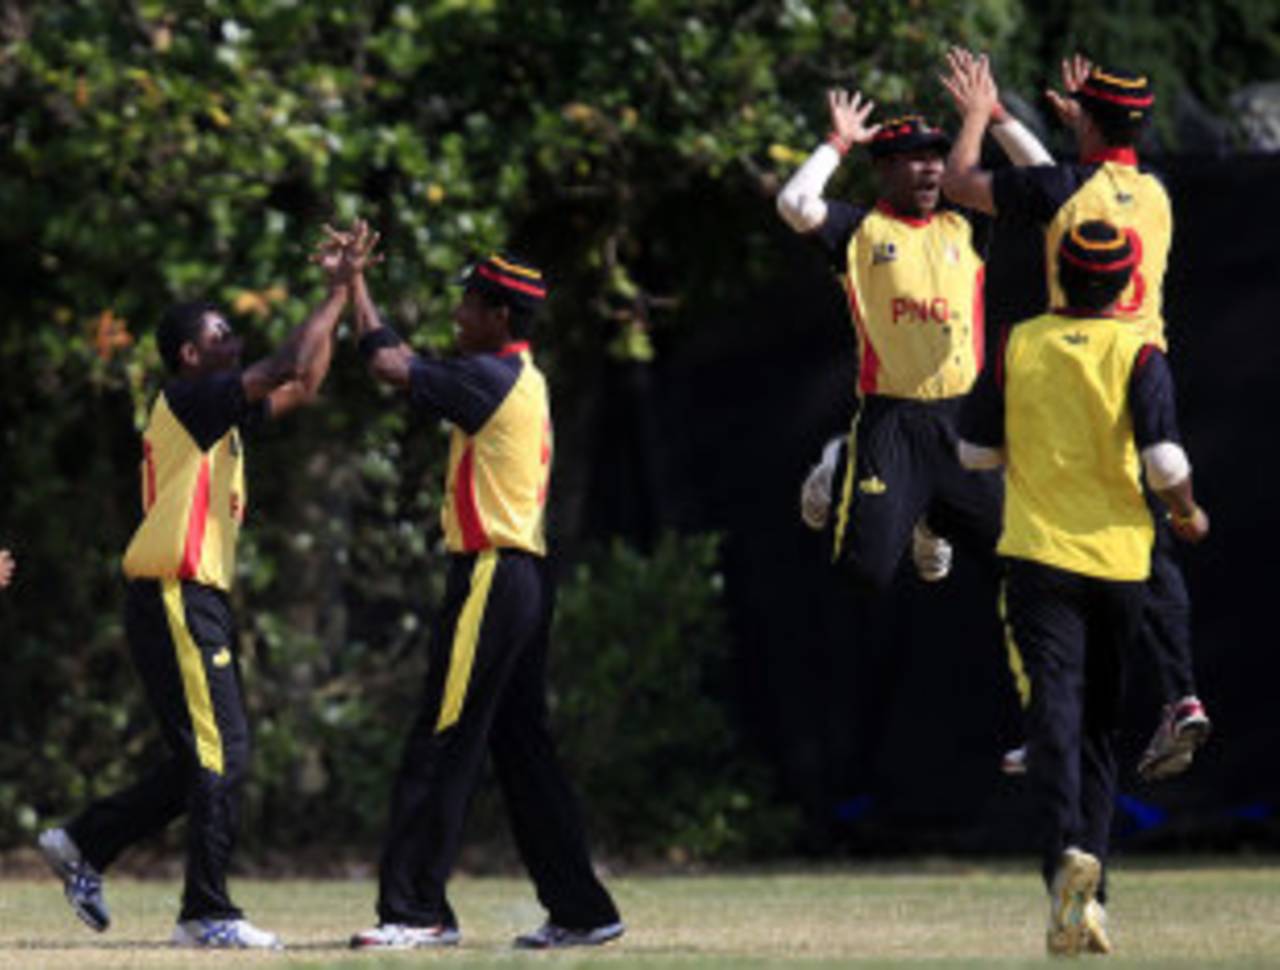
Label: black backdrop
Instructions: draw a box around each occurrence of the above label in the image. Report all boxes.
[586,155,1280,856]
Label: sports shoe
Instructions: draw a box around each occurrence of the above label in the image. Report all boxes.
[1000,744,1028,776]
[1045,847,1101,957]
[1082,899,1112,955]
[349,923,460,949]
[911,521,953,582]
[1138,695,1211,781]
[513,920,626,949]
[171,917,282,949]
[38,828,110,932]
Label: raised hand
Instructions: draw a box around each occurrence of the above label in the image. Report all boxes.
[312,220,382,285]
[939,49,999,122]
[826,89,881,150]
[1045,52,1093,132]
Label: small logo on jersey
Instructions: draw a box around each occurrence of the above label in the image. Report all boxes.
[858,475,888,495]
[944,242,960,264]
[1115,191,1134,205]
[211,647,232,668]
[1063,332,1089,346]
[872,242,898,265]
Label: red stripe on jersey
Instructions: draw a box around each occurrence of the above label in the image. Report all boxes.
[179,457,211,579]
[498,341,530,357]
[453,444,490,552]
[972,264,986,375]
[1135,343,1159,372]
[1081,146,1138,166]
[142,438,157,512]
[875,199,932,227]
[845,279,880,394]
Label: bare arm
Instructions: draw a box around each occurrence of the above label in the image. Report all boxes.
[0,548,14,589]
[1156,475,1209,543]
[939,52,999,214]
[255,283,349,418]
[353,272,415,390]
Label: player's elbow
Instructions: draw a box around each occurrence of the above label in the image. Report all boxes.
[776,188,824,234]
[1142,441,1191,490]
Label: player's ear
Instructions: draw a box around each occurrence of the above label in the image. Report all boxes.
[179,340,201,371]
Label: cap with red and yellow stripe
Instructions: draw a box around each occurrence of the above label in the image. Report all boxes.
[463,253,548,315]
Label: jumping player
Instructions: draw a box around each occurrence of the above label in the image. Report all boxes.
[942,51,1212,780]
[959,219,1208,955]
[341,230,623,951]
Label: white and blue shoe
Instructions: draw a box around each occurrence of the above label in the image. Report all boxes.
[171,917,283,949]
[38,828,110,932]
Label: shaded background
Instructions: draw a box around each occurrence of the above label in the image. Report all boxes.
[0,1,1277,865]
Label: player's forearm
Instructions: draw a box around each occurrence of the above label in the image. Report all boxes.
[989,117,1053,167]
[776,142,842,232]
[941,112,996,213]
[352,274,384,337]
[291,283,349,395]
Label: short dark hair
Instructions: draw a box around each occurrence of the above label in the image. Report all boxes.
[157,300,219,373]
[1057,220,1135,312]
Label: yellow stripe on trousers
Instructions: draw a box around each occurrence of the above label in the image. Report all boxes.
[161,579,225,775]
[997,578,1032,709]
[831,412,861,563]
[436,549,498,733]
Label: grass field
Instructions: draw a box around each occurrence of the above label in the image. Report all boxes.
[3,860,1280,968]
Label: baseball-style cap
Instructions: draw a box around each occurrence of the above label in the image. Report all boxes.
[1059,220,1137,279]
[462,252,548,313]
[867,115,951,159]
[1073,65,1154,126]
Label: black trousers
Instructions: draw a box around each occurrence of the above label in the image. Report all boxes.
[1142,495,1196,701]
[1004,558,1144,901]
[67,579,250,920]
[376,550,619,931]
[831,395,1003,593]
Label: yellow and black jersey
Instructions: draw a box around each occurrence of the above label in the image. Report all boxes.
[122,373,268,591]
[962,312,1183,581]
[992,150,1172,348]
[816,200,989,400]
[409,341,551,556]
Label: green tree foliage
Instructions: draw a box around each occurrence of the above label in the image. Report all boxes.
[0,0,1270,857]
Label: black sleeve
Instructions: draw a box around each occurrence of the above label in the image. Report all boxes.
[1129,345,1181,449]
[960,327,1009,447]
[812,201,870,274]
[164,372,258,451]
[960,206,993,259]
[408,354,520,435]
[991,165,1090,227]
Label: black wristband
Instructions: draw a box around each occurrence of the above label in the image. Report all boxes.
[358,327,404,361]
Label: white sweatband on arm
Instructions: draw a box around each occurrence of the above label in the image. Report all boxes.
[989,119,1053,167]
[776,143,841,233]
[958,440,1006,470]
[1142,441,1191,489]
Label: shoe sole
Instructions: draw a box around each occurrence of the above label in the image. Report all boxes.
[1139,717,1211,781]
[37,834,109,933]
[514,923,626,949]
[349,934,460,950]
[1047,851,1100,956]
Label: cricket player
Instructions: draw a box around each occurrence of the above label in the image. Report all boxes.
[942,51,1212,780]
[959,219,1208,955]
[341,229,623,951]
[37,232,357,949]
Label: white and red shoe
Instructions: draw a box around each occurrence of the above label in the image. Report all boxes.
[1138,695,1211,781]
